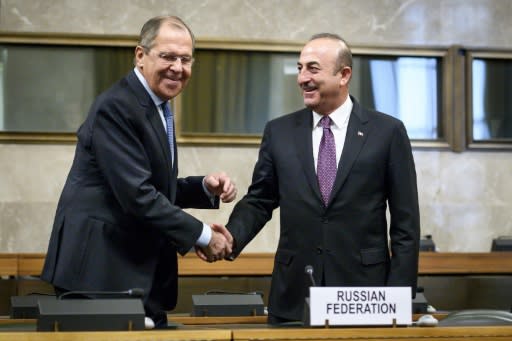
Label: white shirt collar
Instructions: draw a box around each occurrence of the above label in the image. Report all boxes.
[312,96,353,129]
[133,67,167,107]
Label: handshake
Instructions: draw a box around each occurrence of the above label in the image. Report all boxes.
[195,223,234,263]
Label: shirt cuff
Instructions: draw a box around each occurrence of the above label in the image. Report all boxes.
[202,177,216,206]
[196,223,212,247]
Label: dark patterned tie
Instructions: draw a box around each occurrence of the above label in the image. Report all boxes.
[161,101,174,164]
[317,116,337,206]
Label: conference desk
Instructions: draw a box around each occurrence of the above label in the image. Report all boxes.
[1,316,512,340]
[2,252,512,315]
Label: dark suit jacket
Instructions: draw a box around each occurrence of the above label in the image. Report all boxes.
[41,70,217,311]
[227,96,420,321]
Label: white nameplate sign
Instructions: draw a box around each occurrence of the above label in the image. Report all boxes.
[309,287,412,326]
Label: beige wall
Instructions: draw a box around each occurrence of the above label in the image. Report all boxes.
[1,0,511,253]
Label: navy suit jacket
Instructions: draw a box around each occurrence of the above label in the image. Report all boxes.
[227,96,420,321]
[42,70,217,311]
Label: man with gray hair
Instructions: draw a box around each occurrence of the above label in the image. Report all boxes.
[42,15,236,328]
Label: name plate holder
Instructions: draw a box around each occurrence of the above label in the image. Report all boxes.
[305,287,412,327]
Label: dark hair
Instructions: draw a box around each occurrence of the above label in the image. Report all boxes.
[309,33,352,73]
[138,15,195,53]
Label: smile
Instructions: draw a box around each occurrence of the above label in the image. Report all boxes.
[301,83,317,93]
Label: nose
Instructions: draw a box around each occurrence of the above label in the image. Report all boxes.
[169,58,183,72]
[297,69,310,85]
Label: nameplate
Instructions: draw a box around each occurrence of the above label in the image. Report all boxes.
[309,287,412,326]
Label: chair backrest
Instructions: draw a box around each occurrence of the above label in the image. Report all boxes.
[439,309,512,326]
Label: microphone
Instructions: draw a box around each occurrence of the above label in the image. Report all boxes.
[304,265,317,287]
[302,265,317,327]
[58,288,145,300]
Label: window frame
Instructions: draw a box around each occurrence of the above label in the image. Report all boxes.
[466,49,512,150]
[0,33,458,150]
[0,32,137,144]
[177,41,455,149]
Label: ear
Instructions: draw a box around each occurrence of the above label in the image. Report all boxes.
[339,66,352,86]
[135,46,145,68]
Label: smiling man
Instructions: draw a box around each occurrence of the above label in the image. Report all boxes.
[221,33,420,324]
[297,36,351,115]
[41,16,236,328]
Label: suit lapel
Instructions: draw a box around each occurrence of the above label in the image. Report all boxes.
[126,71,175,195]
[329,98,369,203]
[293,109,324,204]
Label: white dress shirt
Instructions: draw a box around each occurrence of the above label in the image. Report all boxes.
[133,67,212,247]
[312,96,353,173]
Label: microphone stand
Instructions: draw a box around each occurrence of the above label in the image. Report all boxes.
[302,265,317,327]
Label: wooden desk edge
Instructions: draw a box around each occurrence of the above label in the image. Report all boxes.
[0,330,232,341]
[232,325,512,339]
[0,313,446,326]
[2,320,512,341]
[2,252,512,277]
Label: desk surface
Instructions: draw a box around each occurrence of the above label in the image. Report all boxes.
[233,326,512,340]
[0,329,232,341]
[1,324,512,341]
[0,313,446,326]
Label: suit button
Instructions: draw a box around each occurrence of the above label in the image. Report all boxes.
[316,247,323,255]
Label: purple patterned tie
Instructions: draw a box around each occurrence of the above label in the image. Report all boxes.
[161,102,174,165]
[317,116,336,206]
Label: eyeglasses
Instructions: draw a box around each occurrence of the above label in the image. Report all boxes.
[155,52,194,66]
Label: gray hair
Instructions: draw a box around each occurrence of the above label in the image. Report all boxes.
[138,15,195,53]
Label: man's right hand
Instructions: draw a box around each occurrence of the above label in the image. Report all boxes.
[195,224,233,262]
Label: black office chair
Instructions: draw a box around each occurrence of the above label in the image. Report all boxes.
[419,235,436,251]
[438,309,512,326]
[491,236,512,251]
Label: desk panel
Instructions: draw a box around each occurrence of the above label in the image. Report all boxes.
[0,254,17,277]
[233,326,512,340]
[17,254,45,276]
[3,252,512,277]
[418,252,512,275]
[2,318,512,340]
[0,330,231,341]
